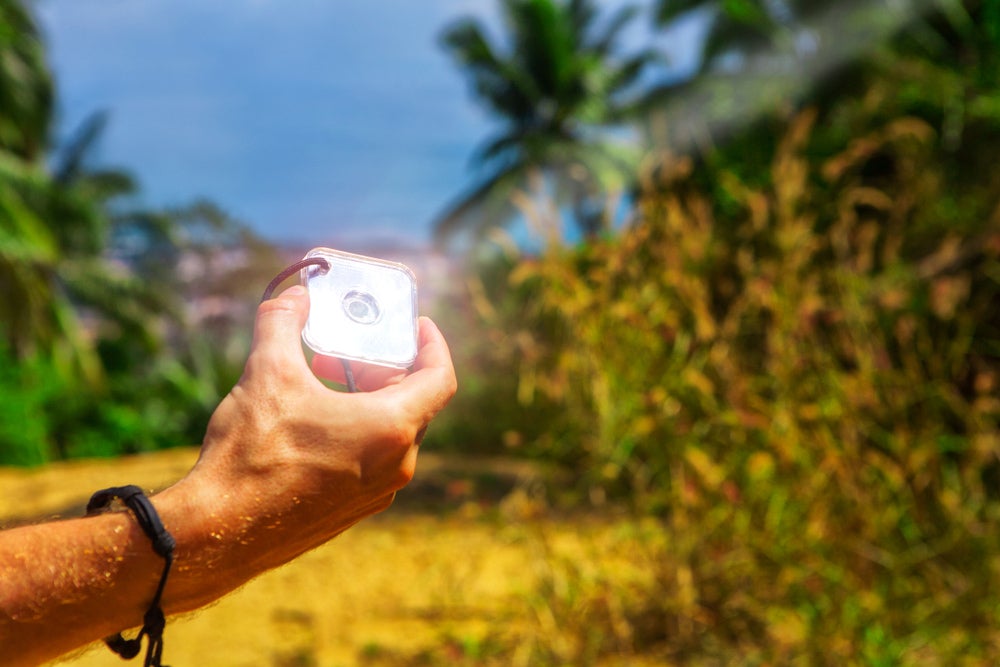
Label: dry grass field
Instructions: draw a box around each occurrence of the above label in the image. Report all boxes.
[1,449,668,667]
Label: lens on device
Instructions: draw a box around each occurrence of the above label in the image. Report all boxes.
[342,290,381,324]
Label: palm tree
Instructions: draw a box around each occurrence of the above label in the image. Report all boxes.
[655,0,833,74]
[0,0,289,461]
[0,0,190,379]
[0,3,215,383]
[434,0,656,242]
[0,0,78,369]
[0,0,52,161]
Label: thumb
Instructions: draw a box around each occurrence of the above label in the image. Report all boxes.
[248,284,311,370]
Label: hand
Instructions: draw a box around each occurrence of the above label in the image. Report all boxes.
[159,284,457,608]
[0,284,455,666]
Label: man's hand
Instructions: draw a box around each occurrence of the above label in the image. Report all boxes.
[0,284,457,665]
[161,284,457,607]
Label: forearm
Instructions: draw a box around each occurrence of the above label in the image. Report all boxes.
[0,509,164,665]
[0,295,456,666]
[0,473,390,665]
[0,486,245,666]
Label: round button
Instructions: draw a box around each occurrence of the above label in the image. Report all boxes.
[342,290,381,324]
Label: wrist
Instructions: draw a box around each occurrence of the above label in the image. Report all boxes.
[151,479,257,614]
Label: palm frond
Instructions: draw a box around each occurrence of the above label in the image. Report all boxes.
[59,256,178,345]
[513,0,576,99]
[442,19,539,121]
[568,0,599,40]
[53,111,109,185]
[472,130,529,166]
[720,0,773,28]
[78,169,138,202]
[432,161,529,242]
[701,12,779,70]
[655,0,712,26]
[441,20,503,73]
[590,4,642,57]
[0,0,53,160]
[604,49,664,112]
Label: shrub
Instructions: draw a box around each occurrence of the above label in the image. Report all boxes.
[472,110,1000,661]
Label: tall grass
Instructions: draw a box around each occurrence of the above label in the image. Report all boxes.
[451,109,1000,663]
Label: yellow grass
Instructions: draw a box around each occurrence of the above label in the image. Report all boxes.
[1,450,667,666]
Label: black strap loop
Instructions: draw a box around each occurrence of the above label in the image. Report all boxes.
[87,485,174,667]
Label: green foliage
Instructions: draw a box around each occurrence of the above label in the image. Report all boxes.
[655,0,836,71]
[0,1,284,466]
[461,109,1000,660]
[435,0,655,240]
[427,251,573,458]
[0,0,51,160]
[0,349,56,465]
[121,0,1000,656]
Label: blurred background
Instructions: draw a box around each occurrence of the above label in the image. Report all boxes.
[2,0,1000,664]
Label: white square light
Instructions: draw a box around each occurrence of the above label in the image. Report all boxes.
[300,247,418,368]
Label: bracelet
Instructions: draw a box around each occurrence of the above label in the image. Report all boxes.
[87,485,175,667]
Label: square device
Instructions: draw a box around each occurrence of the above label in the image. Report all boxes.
[300,247,418,369]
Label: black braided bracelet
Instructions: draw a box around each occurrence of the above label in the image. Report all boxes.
[86,485,175,667]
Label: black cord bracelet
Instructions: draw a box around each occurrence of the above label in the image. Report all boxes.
[86,485,175,667]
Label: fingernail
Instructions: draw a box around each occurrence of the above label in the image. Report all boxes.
[285,285,307,297]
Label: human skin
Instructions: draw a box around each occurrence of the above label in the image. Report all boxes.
[0,285,457,666]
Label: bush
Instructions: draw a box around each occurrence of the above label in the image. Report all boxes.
[0,341,227,464]
[0,350,57,465]
[469,110,1000,661]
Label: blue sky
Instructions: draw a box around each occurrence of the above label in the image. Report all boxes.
[35,0,696,246]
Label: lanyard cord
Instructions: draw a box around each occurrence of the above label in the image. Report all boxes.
[260,257,329,303]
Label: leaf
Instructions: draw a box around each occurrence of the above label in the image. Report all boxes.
[654,0,711,26]
[432,161,529,242]
[684,446,726,488]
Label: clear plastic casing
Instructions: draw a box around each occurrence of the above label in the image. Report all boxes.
[300,247,418,368]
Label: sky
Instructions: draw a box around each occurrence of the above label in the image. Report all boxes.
[35,0,696,247]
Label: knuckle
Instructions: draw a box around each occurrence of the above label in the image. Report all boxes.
[381,407,418,449]
[257,292,298,317]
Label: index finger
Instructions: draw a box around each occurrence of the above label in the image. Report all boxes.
[311,317,454,393]
[411,317,455,375]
